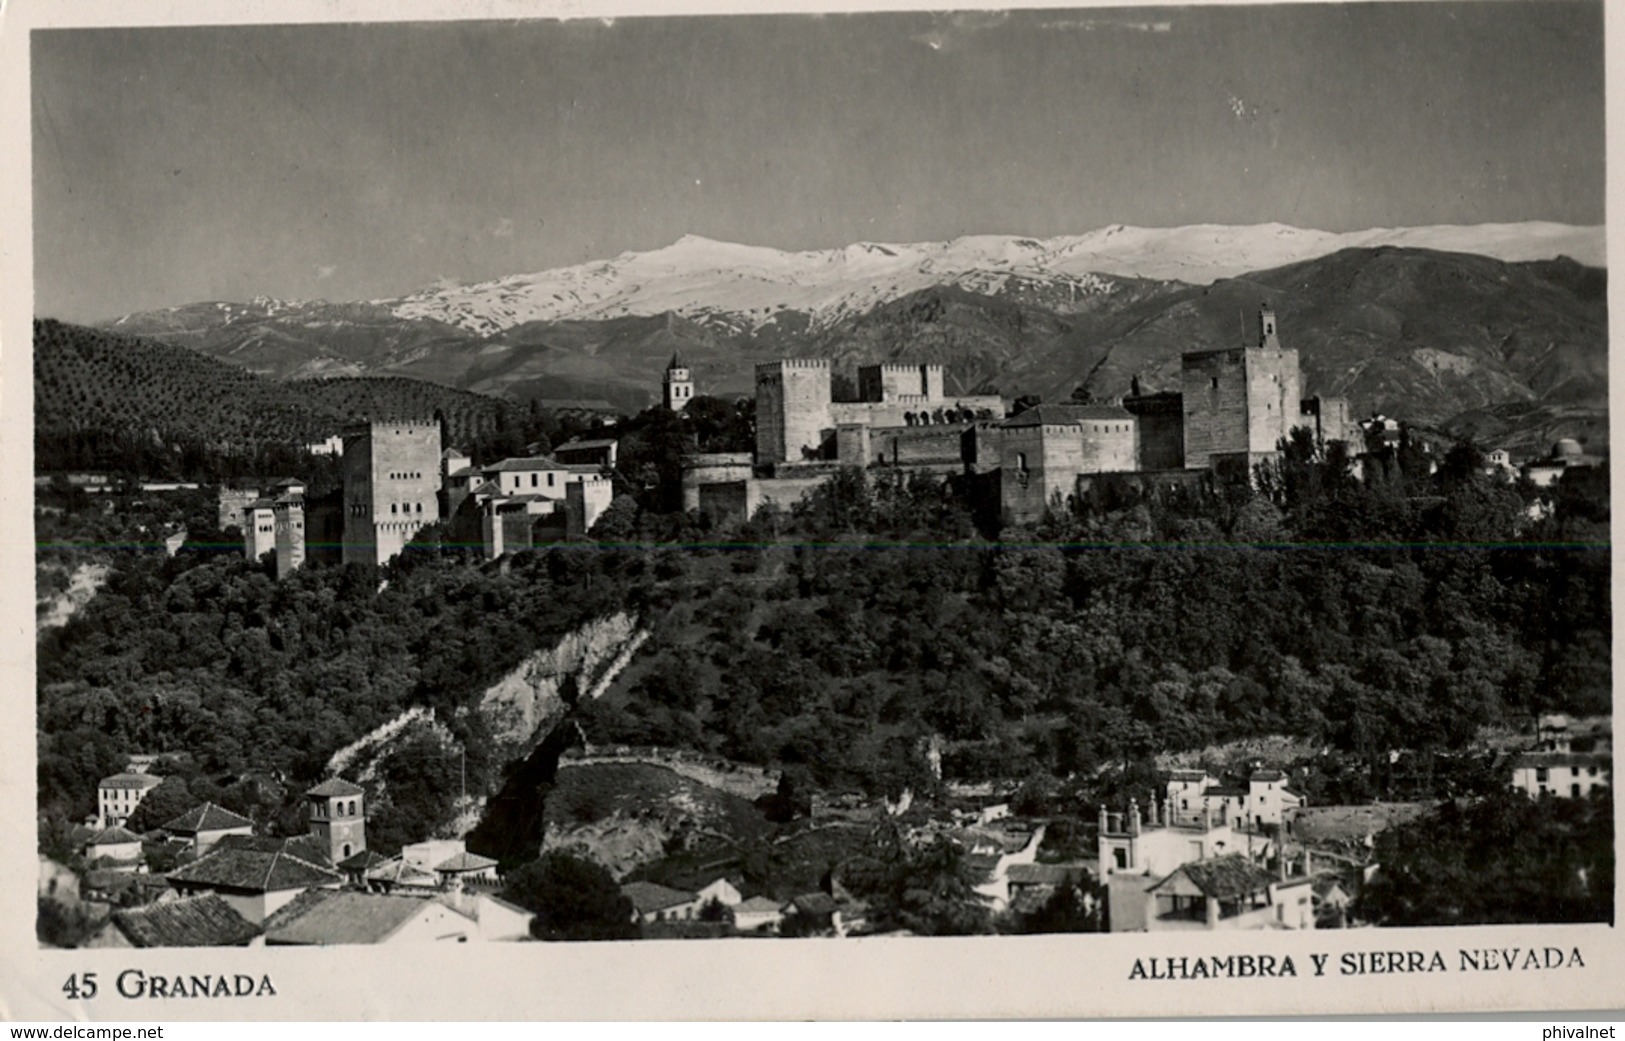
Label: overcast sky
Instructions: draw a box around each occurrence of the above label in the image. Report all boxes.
[32,2,1605,322]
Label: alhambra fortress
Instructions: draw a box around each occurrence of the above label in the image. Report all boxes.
[683,304,1353,528]
[239,305,1357,569]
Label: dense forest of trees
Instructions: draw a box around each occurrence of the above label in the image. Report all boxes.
[576,538,1608,795]
[34,320,531,479]
[35,544,670,835]
[1359,789,1613,926]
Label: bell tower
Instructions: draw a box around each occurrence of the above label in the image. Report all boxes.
[662,353,694,411]
[1257,304,1280,349]
[306,777,367,864]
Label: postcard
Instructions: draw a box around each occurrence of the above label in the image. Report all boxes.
[4,0,1620,1021]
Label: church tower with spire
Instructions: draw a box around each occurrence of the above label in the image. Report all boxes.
[662,353,694,411]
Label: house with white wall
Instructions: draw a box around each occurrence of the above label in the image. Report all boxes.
[97,773,162,829]
[1510,752,1610,799]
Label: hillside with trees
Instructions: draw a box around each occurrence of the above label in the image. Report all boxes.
[35,440,1609,861]
[34,319,526,479]
[1359,789,1613,926]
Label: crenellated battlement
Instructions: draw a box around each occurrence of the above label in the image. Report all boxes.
[346,417,438,437]
[756,358,830,377]
[857,361,947,404]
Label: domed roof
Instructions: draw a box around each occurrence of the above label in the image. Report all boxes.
[1552,438,1584,459]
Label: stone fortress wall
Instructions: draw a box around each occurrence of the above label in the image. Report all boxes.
[676,306,1343,529]
[1122,390,1186,471]
[1000,415,1138,524]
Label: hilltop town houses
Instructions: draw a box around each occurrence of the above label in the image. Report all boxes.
[70,763,536,948]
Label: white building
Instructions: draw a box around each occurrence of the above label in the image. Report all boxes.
[165,840,344,924]
[1095,799,1310,932]
[966,824,1046,912]
[1510,752,1611,799]
[433,890,536,941]
[696,877,743,909]
[1164,769,1303,830]
[261,889,479,945]
[732,895,785,933]
[161,802,255,854]
[621,881,702,924]
[97,773,162,829]
[85,826,144,869]
[1142,854,1315,932]
[392,839,499,888]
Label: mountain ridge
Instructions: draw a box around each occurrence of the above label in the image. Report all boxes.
[381,220,1606,335]
[91,225,1607,453]
[110,221,1603,340]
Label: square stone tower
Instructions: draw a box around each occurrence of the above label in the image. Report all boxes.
[272,493,306,579]
[754,359,832,465]
[306,778,366,864]
[243,498,277,564]
[1181,306,1301,470]
[342,418,443,567]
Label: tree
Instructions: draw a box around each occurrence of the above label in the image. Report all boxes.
[589,495,641,542]
[38,897,100,949]
[1359,790,1612,927]
[124,777,199,833]
[503,851,638,941]
[683,395,754,453]
[891,837,996,936]
[1017,879,1103,934]
[848,835,994,937]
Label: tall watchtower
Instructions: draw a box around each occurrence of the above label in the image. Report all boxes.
[1181,305,1301,470]
[342,418,442,567]
[754,359,832,465]
[662,353,695,412]
[306,777,366,864]
[243,497,277,564]
[270,478,307,579]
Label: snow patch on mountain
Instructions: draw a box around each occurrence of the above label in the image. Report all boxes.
[381,222,1603,337]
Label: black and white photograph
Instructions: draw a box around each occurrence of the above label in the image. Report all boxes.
[6,0,1620,1021]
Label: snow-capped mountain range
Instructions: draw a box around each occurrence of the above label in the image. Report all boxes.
[381,221,1605,336]
[95,220,1607,451]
